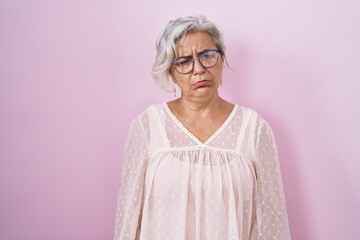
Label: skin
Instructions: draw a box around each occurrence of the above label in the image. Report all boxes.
[167,31,234,143]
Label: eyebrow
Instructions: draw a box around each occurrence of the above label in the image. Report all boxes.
[177,49,214,59]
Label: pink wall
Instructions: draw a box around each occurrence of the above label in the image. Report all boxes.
[1,0,359,239]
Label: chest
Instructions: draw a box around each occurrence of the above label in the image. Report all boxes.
[179,116,228,143]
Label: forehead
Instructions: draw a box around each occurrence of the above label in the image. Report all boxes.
[175,31,216,56]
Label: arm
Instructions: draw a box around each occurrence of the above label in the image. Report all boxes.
[114,118,148,240]
[250,119,291,240]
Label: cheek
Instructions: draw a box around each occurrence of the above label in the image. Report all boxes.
[170,70,190,84]
[170,70,182,84]
[213,66,223,78]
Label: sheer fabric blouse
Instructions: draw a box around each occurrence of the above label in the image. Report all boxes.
[114,103,291,240]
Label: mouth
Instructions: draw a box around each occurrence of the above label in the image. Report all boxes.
[194,80,210,88]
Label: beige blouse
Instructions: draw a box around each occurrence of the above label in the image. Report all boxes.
[114,103,291,240]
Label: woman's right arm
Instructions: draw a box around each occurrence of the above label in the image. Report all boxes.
[114,118,148,240]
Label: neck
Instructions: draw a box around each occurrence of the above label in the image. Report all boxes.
[176,92,225,115]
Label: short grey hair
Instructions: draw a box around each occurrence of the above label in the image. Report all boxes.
[151,15,227,92]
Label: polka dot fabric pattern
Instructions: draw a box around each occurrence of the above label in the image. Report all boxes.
[114,103,291,240]
[206,110,244,150]
[163,111,198,148]
[114,119,148,239]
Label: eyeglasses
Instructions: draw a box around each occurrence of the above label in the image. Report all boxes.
[171,49,221,74]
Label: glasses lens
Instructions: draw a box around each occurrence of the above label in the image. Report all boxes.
[199,50,219,68]
[174,57,193,74]
[172,50,220,74]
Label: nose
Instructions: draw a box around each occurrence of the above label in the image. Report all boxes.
[193,58,205,74]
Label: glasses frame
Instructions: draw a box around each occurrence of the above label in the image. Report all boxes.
[171,49,222,74]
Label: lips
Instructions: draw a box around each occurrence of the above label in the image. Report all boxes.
[194,80,209,87]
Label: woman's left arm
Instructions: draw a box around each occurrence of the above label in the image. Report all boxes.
[251,119,291,240]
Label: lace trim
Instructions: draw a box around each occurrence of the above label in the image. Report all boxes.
[163,102,238,146]
[148,145,254,160]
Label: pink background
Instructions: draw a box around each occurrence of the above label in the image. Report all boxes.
[1,0,359,239]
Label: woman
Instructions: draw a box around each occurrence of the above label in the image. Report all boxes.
[114,16,291,240]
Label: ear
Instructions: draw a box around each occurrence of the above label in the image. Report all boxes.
[169,66,179,82]
[169,70,176,83]
[220,56,225,69]
[221,55,227,69]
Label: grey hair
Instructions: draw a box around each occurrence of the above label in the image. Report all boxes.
[151,15,227,92]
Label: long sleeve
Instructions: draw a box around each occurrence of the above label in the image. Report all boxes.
[251,119,291,240]
[114,118,148,240]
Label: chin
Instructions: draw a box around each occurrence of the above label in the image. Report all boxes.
[194,87,217,98]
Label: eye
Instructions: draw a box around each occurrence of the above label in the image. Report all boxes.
[201,51,215,59]
[175,57,192,66]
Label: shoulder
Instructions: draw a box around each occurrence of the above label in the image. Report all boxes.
[236,105,269,129]
[237,105,276,145]
[128,103,166,130]
[134,103,165,121]
[234,105,276,156]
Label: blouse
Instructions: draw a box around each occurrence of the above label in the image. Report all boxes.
[114,103,291,240]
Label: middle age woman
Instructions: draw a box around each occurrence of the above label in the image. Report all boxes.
[114,15,291,240]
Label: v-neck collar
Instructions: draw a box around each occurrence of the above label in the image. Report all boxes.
[163,102,238,146]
